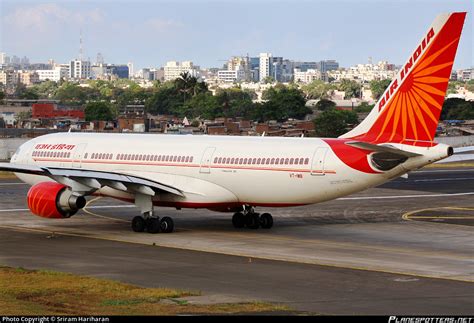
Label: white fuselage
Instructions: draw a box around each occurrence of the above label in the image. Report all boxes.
[11,133,450,211]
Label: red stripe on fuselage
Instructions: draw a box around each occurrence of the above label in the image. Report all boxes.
[32,158,337,174]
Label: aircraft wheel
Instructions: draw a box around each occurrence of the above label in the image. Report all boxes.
[246,213,260,229]
[160,216,174,233]
[131,216,146,232]
[260,213,273,229]
[232,212,245,228]
[146,217,161,234]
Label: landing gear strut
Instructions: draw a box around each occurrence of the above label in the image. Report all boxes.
[232,207,273,229]
[131,194,175,234]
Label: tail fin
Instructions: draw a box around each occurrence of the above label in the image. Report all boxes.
[340,12,466,145]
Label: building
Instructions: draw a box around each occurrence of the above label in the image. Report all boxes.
[0,70,18,89]
[457,68,473,81]
[0,112,16,127]
[259,53,272,82]
[217,68,246,83]
[0,52,7,65]
[293,61,318,71]
[69,60,91,79]
[164,61,200,81]
[36,66,68,82]
[18,71,40,86]
[92,64,129,79]
[32,103,85,119]
[294,68,323,83]
[225,56,252,81]
[328,60,396,82]
[317,60,339,73]
[127,62,134,79]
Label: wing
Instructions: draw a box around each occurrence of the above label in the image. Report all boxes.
[0,162,184,197]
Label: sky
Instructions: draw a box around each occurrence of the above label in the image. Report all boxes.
[0,0,472,70]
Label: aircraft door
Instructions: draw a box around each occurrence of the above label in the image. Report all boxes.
[72,143,88,168]
[199,147,216,174]
[311,147,328,176]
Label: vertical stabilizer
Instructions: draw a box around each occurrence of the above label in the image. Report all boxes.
[340,13,467,145]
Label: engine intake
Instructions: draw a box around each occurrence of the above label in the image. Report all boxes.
[27,182,86,218]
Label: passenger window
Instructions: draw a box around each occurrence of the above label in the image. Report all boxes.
[304,158,309,165]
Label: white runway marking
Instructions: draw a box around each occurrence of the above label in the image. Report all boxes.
[414,169,474,173]
[338,192,474,200]
[409,177,474,182]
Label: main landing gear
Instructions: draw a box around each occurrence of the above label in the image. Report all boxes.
[232,207,273,229]
[131,194,174,234]
[131,213,174,234]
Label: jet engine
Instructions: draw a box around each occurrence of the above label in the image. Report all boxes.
[27,182,86,218]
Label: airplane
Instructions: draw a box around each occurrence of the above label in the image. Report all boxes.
[0,12,467,234]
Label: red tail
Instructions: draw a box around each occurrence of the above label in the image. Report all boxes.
[341,13,467,146]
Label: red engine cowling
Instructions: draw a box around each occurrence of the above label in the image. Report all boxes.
[27,182,86,219]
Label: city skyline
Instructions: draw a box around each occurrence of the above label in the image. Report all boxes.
[0,0,472,70]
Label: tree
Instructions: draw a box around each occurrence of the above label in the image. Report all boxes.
[370,79,391,100]
[315,99,336,111]
[441,98,474,120]
[55,82,88,105]
[314,109,359,137]
[338,79,361,99]
[263,76,275,84]
[301,80,335,99]
[174,72,208,103]
[14,84,39,100]
[354,102,374,113]
[0,91,4,101]
[215,88,255,119]
[145,85,182,115]
[84,102,114,121]
[465,80,474,93]
[31,80,59,99]
[179,93,219,119]
[258,86,310,121]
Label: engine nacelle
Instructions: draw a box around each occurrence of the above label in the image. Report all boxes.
[27,182,86,219]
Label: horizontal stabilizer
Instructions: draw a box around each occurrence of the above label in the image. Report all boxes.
[345,141,422,158]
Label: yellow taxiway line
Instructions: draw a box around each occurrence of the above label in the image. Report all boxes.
[402,206,474,223]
